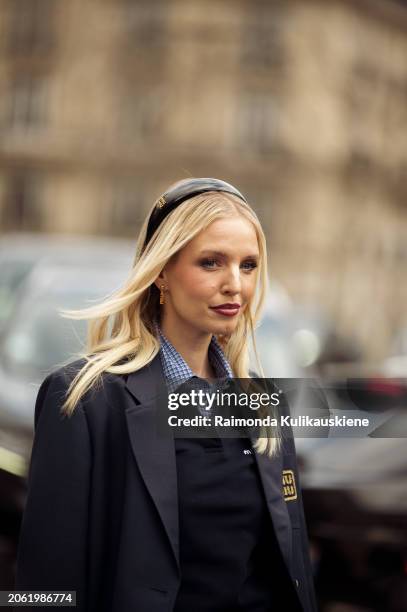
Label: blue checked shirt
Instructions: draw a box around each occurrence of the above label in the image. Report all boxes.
[154,321,233,417]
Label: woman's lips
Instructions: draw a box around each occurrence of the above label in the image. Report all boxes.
[210,306,240,317]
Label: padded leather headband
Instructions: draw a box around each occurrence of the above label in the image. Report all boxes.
[144,178,247,247]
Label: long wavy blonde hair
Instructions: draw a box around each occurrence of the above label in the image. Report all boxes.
[62,179,279,457]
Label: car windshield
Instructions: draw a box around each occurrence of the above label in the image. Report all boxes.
[1,283,115,381]
[0,259,35,331]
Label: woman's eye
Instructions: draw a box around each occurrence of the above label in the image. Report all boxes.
[241,261,258,271]
[200,258,219,269]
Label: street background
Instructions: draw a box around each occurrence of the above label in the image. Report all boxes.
[0,1,406,611]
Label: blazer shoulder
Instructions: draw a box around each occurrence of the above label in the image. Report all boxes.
[43,357,125,389]
[42,357,87,387]
[36,358,126,421]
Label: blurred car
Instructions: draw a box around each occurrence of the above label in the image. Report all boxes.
[0,261,132,463]
[0,233,134,336]
[253,293,361,378]
[300,435,407,612]
[383,325,407,377]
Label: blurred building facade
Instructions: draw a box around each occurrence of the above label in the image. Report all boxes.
[0,0,406,360]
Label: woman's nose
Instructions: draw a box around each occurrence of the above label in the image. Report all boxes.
[222,266,242,294]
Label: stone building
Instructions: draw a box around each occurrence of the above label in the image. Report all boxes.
[0,0,406,359]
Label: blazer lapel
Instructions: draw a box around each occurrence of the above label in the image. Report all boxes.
[124,352,180,572]
[251,435,293,574]
[229,378,293,574]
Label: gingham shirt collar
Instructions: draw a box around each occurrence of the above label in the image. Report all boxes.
[154,321,233,394]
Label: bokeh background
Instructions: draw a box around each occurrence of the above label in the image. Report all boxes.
[0,1,406,611]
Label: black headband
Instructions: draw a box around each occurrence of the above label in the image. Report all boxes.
[144,177,247,248]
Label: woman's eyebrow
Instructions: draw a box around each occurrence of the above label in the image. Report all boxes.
[198,249,259,259]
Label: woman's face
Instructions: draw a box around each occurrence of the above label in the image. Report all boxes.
[157,215,260,339]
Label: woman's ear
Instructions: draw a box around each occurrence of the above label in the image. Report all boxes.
[154,269,167,291]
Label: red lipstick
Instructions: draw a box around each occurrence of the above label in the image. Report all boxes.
[210,303,241,317]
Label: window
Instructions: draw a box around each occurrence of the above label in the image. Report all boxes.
[240,4,285,69]
[122,1,168,49]
[118,85,167,144]
[6,0,54,54]
[1,174,42,231]
[107,181,146,235]
[4,74,48,132]
[236,93,278,154]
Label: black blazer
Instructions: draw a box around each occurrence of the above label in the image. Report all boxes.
[15,353,318,612]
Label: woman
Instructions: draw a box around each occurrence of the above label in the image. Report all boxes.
[16,178,317,611]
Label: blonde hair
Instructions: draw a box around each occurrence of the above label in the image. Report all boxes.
[62,179,280,457]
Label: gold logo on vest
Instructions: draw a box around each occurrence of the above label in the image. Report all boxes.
[282,469,297,501]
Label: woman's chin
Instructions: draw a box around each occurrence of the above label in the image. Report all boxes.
[202,310,241,336]
[212,321,238,336]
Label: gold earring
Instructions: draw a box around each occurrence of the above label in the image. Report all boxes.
[159,284,165,305]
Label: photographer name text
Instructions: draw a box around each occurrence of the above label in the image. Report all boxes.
[167,414,370,428]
